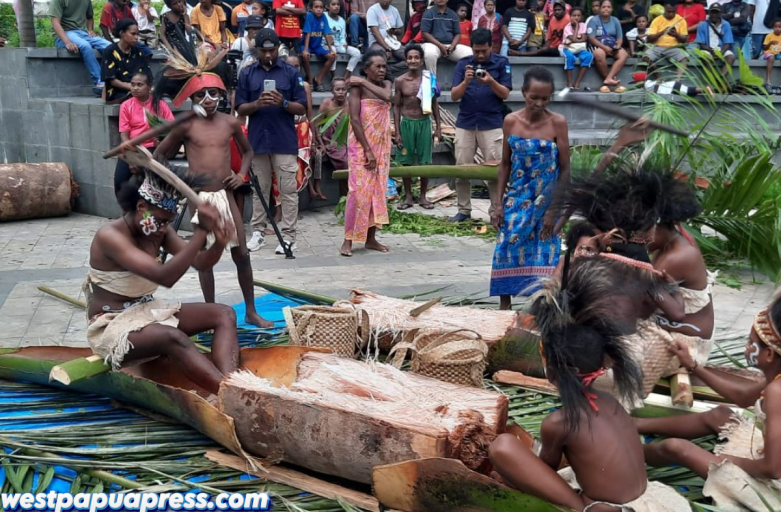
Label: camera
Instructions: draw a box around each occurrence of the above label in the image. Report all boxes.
[225,49,244,90]
[475,65,486,78]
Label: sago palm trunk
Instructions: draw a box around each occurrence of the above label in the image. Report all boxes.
[16,0,37,47]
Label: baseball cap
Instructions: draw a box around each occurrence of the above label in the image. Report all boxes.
[708,3,721,10]
[246,15,265,29]
[255,28,280,49]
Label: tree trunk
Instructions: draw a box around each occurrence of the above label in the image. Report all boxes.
[16,0,37,47]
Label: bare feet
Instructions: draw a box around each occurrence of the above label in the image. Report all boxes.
[245,311,275,329]
[603,78,620,87]
[340,239,353,257]
[365,240,389,253]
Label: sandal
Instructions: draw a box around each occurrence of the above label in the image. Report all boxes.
[599,85,611,93]
[397,202,413,210]
[614,86,627,93]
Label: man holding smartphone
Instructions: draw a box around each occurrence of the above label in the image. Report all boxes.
[235,28,308,253]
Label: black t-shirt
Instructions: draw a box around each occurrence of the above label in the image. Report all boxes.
[616,3,643,45]
[501,6,536,44]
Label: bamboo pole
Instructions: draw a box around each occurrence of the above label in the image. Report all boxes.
[252,280,337,305]
[670,373,695,408]
[50,355,110,385]
[38,286,86,309]
[332,164,499,181]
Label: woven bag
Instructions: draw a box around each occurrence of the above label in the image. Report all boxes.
[283,305,369,358]
[389,329,488,387]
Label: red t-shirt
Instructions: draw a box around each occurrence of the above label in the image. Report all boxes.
[273,0,304,38]
[676,3,705,43]
[546,14,570,49]
[100,2,134,32]
[459,19,472,45]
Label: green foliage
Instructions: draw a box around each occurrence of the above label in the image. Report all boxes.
[313,108,350,147]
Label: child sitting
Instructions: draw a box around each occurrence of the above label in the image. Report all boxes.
[458,4,473,46]
[489,257,691,512]
[301,0,337,90]
[561,7,594,91]
[251,2,274,29]
[763,19,781,91]
[637,292,781,511]
[625,13,648,56]
[326,0,360,79]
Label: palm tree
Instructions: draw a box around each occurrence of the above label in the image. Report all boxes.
[16,0,36,47]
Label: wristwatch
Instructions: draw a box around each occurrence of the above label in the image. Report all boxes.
[282,99,289,109]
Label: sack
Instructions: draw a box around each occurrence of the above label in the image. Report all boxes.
[283,305,369,358]
[389,329,488,387]
[567,42,587,53]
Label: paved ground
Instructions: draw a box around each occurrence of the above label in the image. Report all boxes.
[0,199,774,349]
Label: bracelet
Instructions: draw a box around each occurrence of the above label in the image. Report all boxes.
[687,361,699,373]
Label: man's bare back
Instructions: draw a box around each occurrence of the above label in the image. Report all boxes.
[396,72,425,119]
[547,392,647,506]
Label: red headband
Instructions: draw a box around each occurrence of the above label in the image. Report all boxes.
[172,72,227,107]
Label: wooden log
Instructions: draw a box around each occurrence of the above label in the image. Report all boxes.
[332,164,500,181]
[670,372,695,408]
[492,371,557,394]
[372,457,566,512]
[205,450,384,512]
[219,351,509,484]
[49,355,110,385]
[0,163,75,221]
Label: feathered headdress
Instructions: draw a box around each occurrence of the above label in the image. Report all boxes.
[530,257,658,433]
[555,166,702,240]
[158,44,228,107]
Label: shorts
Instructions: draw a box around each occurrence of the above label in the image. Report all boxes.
[763,52,781,60]
[307,44,330,57]
[396,116,432,166]
[280,37,302,53]
[646,45,688,62]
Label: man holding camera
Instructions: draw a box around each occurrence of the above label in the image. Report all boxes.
[235,28,308,253]
[449,28,512,223]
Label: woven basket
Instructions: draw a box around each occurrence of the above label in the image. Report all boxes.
[283,305,369,358]
[389,329,488,387]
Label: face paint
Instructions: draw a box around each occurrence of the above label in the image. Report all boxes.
[140,211,159,236]
[747,341,761,367]
[198,90,221,104]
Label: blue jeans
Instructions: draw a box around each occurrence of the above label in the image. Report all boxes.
[752,33,766,59]
[54,29,111,84]
[562,48,593,70]
[348,14,368,50]
[732,35,752,58]
[137,41,153,57]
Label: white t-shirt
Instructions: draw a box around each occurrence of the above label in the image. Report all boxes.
[366,3,403,47]
[132,5,159,32]
[748,0,772,34]
[327,14,348,48]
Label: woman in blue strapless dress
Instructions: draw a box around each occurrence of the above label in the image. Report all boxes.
[490,67,571,310]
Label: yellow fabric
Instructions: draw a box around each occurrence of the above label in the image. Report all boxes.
[191,4,227,44]
[649,14,687,47]
[763,33,781,55]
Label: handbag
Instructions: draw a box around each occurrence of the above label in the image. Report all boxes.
[598,19,617,47]
[567,41,587,53]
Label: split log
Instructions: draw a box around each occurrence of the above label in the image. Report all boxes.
[50,355,110,385]
[0,163,76,221]
[492,370,557,394]
[372,457,565,512]
[670,373,694,408]
[219,351,509,484]
[340,290,545,375]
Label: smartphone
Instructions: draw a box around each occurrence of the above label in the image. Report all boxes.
[264,79,276,93]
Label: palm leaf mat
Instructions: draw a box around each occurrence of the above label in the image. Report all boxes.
[0,291,754,510]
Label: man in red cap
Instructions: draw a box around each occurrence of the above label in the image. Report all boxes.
[154,72,275,329]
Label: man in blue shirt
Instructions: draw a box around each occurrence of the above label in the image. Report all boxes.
[694,4,735,77]
[420,0,473,74]
[449,28,512,223]
[235,28,308,253]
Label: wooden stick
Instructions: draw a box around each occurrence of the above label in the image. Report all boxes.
[50,355,110,385]
[559,90,690,137]
[492,370,558,393]
[670,372,695,408]
[205,450,384,512]
[119,146,204,207]
[409,297,441,318]
[103,108,203,159]
[38,286,86,309]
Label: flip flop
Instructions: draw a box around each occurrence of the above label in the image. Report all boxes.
[397,202,414,210]
[599,85,611,93]
[614,86,627,93]
[419,202,435,210]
